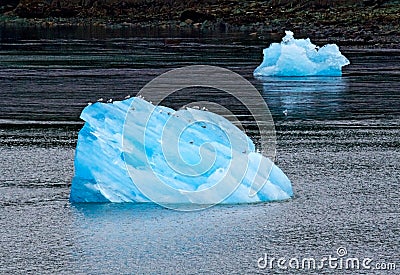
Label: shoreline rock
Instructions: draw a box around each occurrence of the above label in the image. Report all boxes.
[0,0,399,48]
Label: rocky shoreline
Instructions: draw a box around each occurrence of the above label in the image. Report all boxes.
[1,0,399,47]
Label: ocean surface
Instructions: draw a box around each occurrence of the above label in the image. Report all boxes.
[0,26,399,274]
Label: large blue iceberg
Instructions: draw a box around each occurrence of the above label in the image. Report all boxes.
[254,31,350,77]
[70,97,293,206]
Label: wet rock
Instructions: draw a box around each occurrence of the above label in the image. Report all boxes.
[2,0,19,5]
[200,19,213,30]
[239,25,248,32]
[0,0,19,13]
[180,10,214,23]
[0,5,15,13]
[48,5,78,17]
[14,0,50,18]
[362,0,383,6]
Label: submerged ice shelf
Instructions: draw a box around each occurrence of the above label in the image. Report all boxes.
[254,31,350,77]
[70,97,293,205]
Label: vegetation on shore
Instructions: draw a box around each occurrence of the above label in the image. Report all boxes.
[1,0,399,46]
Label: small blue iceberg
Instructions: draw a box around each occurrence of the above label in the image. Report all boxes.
[70,97,293,206]
[254,31,350,77]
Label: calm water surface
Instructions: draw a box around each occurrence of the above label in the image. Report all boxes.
[0,27,399,274]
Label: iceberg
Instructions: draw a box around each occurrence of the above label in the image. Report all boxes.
[254,31,350,77]
[70,97,293,207]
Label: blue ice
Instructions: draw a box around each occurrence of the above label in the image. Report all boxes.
[70,97,293,205]
[254,31,350,77]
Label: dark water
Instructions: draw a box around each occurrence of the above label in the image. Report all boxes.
[0,26,399,274]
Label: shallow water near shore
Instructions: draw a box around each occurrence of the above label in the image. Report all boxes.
[0,27,399,274]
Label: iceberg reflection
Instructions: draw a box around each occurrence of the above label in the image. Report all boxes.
[257,76,347,120]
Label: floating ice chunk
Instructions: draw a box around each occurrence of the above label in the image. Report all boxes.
[254,31,350,77]
[70,97,293,205]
